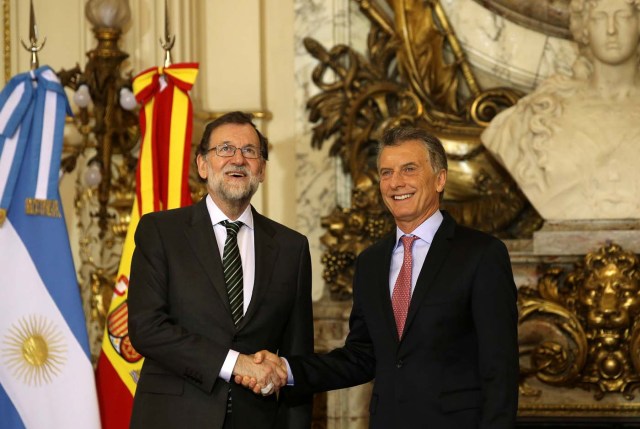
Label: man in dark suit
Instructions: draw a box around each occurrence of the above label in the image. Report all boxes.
[243,126,519,428]
[128,111,313,428]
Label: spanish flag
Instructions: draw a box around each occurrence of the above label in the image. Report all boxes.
[95,63,198,429]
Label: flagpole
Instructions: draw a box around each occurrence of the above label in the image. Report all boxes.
[160,0,175,68]
[19,0,46,70]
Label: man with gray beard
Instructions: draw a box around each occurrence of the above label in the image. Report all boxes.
[128,112,314,429]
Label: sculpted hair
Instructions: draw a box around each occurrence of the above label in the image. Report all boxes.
[570,0,640,44]
[195,111,269,161]
[377,126,448,173]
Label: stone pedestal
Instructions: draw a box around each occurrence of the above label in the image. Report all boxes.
[533,219,640,255]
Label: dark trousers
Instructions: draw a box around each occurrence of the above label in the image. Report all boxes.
[223,391,233,429]
[223,412,233,429]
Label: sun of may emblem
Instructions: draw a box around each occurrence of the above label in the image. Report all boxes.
[2,315,67,385]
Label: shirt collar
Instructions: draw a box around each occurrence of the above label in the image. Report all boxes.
[205,194,255,230]
[394,209,443,246]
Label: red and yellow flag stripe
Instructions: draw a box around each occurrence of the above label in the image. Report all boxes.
[95,63,199,429]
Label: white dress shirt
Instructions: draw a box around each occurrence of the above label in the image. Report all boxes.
[205,195,256,381]
[388,210,443,296]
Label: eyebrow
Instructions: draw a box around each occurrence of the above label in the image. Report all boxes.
[379,161,419,170]
[218,141,257,147]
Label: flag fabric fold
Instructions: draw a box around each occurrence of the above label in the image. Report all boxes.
[0,66,101,429]
[96,62,198,429]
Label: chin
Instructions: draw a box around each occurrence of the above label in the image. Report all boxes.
[390,209,415,220]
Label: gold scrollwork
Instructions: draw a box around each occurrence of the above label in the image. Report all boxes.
[307,0,540,299]
[518,243,640,400]
[3,0,10,83]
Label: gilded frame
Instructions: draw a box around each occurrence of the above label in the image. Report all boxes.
[3,0,9,83]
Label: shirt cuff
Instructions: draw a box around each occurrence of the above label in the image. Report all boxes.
[281,357,294,386]
[220,349,240,382]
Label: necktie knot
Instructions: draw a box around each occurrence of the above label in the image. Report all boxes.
[400,235,418,252]
[221,220,243,236]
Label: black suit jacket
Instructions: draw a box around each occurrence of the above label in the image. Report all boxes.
[128,198,313,429]
[287,211,518,429]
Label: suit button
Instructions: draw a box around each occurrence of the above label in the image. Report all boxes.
[396,360,403,368]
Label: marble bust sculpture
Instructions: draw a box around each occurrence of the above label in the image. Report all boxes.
[481,0,640,220]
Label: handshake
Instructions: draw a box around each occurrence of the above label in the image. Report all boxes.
[232,350,287,396]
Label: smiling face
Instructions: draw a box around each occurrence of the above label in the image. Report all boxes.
[587,0,640,65]
[196,122,265,216]
[378,139,447,233]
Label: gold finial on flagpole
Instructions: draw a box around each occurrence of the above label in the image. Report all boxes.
[159,0,175,67]
[20,0,46,70]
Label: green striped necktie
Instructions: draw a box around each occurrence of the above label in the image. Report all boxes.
[221,220,244,325]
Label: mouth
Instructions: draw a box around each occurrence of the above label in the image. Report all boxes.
[224,169,248,179]
[393,193,413,200]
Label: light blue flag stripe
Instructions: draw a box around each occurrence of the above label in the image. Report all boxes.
[0,73,35,212]
[0,384,25,429]
[29,69,72,202]
[0,71,34,137]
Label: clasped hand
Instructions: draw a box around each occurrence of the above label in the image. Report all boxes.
[232,350,286,396]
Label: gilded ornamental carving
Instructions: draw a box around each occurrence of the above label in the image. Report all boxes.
[519,243,640,400]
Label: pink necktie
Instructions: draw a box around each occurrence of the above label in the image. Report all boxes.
[392,235,418,339]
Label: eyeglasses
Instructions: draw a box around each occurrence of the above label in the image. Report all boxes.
[206,144,261,159]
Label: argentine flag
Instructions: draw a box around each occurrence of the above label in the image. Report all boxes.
[0,67,101,428]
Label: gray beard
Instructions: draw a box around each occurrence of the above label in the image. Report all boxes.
[208,167,260,204]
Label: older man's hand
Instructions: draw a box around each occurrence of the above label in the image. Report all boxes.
[232,351,287,395]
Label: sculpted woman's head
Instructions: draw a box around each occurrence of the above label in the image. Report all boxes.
[570,0,640,76]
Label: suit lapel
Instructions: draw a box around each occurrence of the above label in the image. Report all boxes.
[184,199,233,317]
[374,234,400,343]
[402,211,456,338]
[239,207,278,328]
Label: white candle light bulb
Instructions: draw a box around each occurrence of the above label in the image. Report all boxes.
[73,84,92,108]
[119,87,137,110]
[84,161,102,187]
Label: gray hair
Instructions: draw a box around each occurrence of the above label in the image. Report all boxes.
[376,126,448,173]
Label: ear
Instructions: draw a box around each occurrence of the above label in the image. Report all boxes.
[256,159,266,183]
[196,154,208,180]
[435,169,447,193]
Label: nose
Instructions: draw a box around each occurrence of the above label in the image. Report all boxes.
[389,171,404,189]
[607,14,617,35]
[599,292,618,315]
[229,148,246,164]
